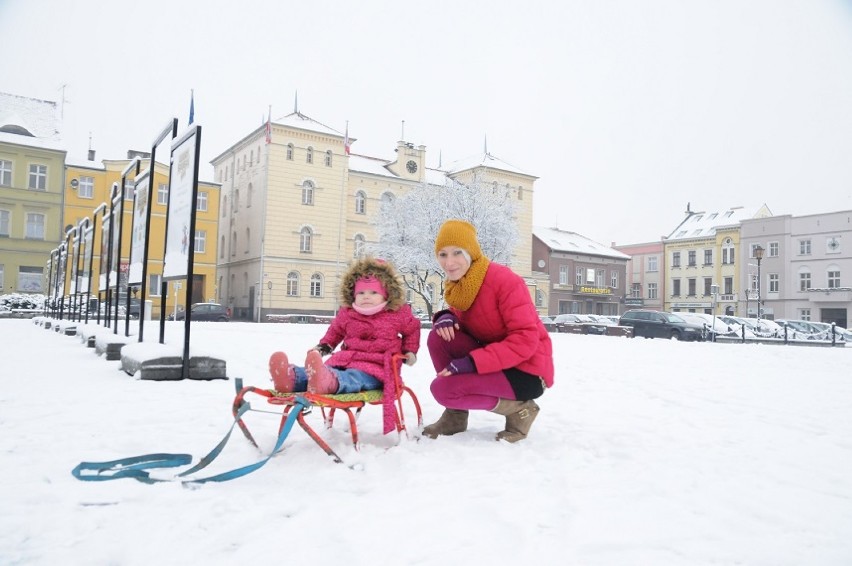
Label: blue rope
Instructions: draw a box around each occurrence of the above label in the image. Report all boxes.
[71,396,310,484]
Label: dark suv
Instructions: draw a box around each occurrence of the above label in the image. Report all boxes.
[169,302,230,322]
[619,309,704,341]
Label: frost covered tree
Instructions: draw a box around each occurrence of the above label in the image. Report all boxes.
[373,176,519,317]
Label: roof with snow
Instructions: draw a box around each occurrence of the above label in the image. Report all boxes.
[445,152,536,178]
[665,204,773,241]
[534,226,631,260]
[273,111,346,139]
[0,91,63,150]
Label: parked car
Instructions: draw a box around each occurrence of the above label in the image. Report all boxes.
[619,309,705,341]
[774,319,821,340]
[552,313,586,334]
[168,302,230,322]
[676,312,736,340]
[742,317,783,338]
[539,316,557,332]
[804,320,847,342]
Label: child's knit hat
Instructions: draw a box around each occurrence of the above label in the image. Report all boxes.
[354,276,387,299]
[434,219,482,260]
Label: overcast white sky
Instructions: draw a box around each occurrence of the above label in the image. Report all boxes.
[2,0,852,246]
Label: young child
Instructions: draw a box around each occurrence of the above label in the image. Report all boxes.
[268,257,421,434]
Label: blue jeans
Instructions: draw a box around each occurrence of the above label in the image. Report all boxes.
[292,366,382,394]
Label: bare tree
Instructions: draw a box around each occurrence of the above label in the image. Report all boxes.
[373,176,519,317]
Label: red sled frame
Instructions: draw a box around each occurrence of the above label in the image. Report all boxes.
[232,353,422,463]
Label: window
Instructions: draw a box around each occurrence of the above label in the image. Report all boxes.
[124,180,135,200]
[302,181,314,205]
[723,276,733,296]
[287,144,294,160]
[769,242,779,257]
[222,195,227,217]
[245,228,250,253]
[687,251,696,267]
[79,176,94,198]
[799,271,811,291]
[800,309,811,321]
[250,150,254,167]
[535,289,544,307]
[0,209,9,236]
[596,269,604,287]
[197,191,208,211]
[355,190,366,214]
[630,283,641,298]
[310,273,323,297]
[647,282,657,299]
[149,273,162,296]
[381,192,396,207]
[647,256,658,272]
[247,184,252,208]
[25,213,45,239]
[0,160,11,186]
[157,183,169,205]
[769,273,779,293]
[306,147,313,164]
[799,239,811,255]
[575,267,583,285]
[610,270,618,288]
[220,235,225,258]
[231,231,237,256]
[17,266,43,292]
[300,227,312,253]
[195,230,206,253]
[703,278,712,296]
[559,266,568,285]
[750,243,764,258]
[325,150,332,167]
[28,164,47,190]
[286,271,299,296]
[234,189,239,211]
[672,279,681,297]
[828,270,840,288]
[703,249,712,265]
[353,234,365,258]
[672,251,681,268]
[687,278,696,296]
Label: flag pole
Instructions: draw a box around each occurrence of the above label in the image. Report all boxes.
[333,121,349,316]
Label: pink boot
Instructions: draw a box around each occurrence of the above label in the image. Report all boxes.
[305,350,338,394]
[268,351,296,393]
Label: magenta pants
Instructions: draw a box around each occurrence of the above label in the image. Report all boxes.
[427,328,516,410]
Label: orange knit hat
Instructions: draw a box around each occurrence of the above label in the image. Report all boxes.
[434,219,482,260]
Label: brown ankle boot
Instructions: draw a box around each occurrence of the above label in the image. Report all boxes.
[492,399,540,443]
[422,409,469,439]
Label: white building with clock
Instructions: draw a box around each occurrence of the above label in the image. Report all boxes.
[210,107,537,321]
[740,210,852,327]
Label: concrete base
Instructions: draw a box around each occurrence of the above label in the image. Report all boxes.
[95,340,126,360]
[121,354,227,381]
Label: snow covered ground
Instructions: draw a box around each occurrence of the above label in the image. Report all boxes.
[1,318,851,565]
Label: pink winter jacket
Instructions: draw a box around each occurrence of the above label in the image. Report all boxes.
[450,262,554,387]
[318,304,421,433]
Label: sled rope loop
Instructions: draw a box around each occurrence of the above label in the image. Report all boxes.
[71,384,310,485]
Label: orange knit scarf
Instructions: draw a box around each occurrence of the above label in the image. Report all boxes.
[443,257,490,311]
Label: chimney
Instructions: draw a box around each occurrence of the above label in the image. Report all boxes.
[88,149,96,161]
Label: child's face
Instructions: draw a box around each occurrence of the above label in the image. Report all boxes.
[354,288,385,307]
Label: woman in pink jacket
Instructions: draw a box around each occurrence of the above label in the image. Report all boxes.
[423,219,554,442]
[268,257,421,434]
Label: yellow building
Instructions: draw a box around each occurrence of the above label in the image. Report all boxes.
[64,151,220,318]
[0,92,66,295]
[663,204,772,315]
[211,109,538,321]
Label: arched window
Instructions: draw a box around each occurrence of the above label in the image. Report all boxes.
[250,150,254,166]
[798,267,812,291]
[355,190,366,214]
[220,235,225,258]
[218,276,223,302]
[247,183,253,207]
[222,195,227,217]
[287,271,300,296]
[229,273,235,300]
[310,273,323,297]
[353,234,366,258]
[287,144,294,160]
[722,238,735,265]
[518,185,524,200]
[245,228,250,253]
[302,180,314,205]
[306,147,313,164]
[231,231,237,256]
[300,227,313,253]
[380,192,395,206]
[325,150,332,167]
[234,189,239,211]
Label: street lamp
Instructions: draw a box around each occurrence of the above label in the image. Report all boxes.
[754,245,765,332]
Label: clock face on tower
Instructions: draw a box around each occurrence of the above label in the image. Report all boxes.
[406,160,418,174]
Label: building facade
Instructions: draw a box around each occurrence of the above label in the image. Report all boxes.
[741,210,852,326]
[211,110,537,321]
[532,226,629,316]
[663,205,772,315]
[612,240,664,311]
[0,92,66,295]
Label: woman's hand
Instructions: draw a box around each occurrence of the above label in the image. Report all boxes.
[438,356,475,377]
[433,313,459,342]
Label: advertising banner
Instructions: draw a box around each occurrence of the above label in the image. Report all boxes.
[128,170,150,285]
[163,127,199,280]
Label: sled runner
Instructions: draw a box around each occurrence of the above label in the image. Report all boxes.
[232,353,422,463]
